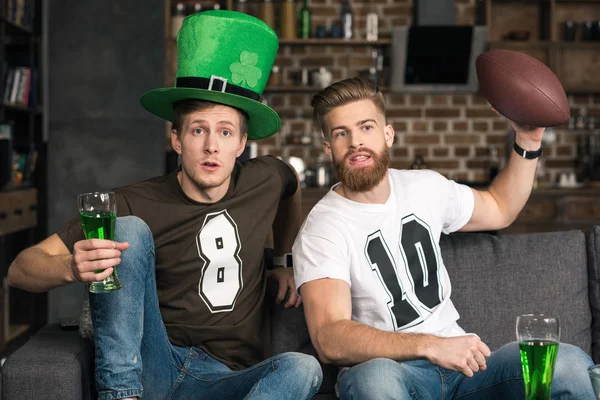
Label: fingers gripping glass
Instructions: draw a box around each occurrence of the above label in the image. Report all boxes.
[77,192,122,293]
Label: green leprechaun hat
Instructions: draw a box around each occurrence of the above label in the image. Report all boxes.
[140,10,280,140]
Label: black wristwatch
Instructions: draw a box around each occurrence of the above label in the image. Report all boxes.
[273,253,293,268]
[264,249,293,270]
[513,141,543,160]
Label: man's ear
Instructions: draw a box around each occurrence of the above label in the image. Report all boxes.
[171,130,182,154]
[236,133,248,158]
[384,124,395,148]
[323,140,333,161]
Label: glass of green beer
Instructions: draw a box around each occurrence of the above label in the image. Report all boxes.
[77,191,122,294]
[516,314,560,400]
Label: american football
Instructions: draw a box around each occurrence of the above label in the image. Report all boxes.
[475,49,570,127]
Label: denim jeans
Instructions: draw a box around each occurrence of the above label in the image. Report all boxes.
[337,341,595,399]
[90,216,322,400]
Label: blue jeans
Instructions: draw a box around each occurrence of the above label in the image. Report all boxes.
[337,342,595,399]
[90,216,322,400]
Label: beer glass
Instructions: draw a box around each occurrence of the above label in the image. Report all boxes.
[77,192,122,293]
[516,314,560,400]
[588,364,600,400]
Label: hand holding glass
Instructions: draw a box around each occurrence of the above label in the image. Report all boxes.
[516,314,560,400]
[77,191,122,293]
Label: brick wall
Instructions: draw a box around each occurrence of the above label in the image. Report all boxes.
[165,0,597,183]
[251,0,597,184]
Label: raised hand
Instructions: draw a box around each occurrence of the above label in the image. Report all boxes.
[71,239,129,284]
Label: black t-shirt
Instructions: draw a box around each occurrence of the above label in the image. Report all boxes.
[57,156,297,370]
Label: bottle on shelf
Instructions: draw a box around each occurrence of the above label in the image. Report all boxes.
[171,3,186,39]
[475,0,486,26]
[299,0,311,39]
[259,0,275,30]
[340,0,354,40]
[281,0,297,39]
[365,4,378,41]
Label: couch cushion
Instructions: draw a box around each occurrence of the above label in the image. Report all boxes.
[440,230,592,356]
[2,324,96,399]
[587,225,600,363]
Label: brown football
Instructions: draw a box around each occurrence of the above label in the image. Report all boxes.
[475,49,570,127]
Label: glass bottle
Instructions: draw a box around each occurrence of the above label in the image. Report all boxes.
[340,0,354,40]
[365,4,378,41]
[281,0,297,39]
[260,0,275,29]
[299,0,311,39]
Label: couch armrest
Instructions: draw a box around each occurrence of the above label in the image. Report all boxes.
[2,324,96,400]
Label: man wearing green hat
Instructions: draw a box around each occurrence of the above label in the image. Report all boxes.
[7,10,322,400]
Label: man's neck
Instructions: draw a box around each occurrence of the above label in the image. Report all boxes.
[335,173,391,204]
[177,171,229,204]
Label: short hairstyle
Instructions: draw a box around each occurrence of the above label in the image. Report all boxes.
[171,99,248,138]
[311,77,386,140]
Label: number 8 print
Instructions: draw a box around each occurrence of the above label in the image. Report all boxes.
[197,210,243,313]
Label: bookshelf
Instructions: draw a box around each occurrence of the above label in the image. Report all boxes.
[0,0,47,354]
[485,0,600,93]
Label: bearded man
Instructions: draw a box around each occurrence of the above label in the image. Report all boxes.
[290,77,594,400]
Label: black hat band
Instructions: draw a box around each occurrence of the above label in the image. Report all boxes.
[176,76,260,101]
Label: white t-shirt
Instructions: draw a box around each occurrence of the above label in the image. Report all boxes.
[293,168,475,337]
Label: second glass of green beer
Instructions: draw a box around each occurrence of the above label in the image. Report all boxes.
[77,191,122,293]
[516,314,560,400]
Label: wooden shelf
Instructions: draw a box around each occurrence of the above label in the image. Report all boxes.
[489,40,552,49]
[1,17,32,36]
[0,188,38,237]
[265,85,322,93]
[490,40,600,49]
[556,41,600,48]
[167,37,392,46]
[265,85,389,93]
[561,85,600,93]
[278,38,391,46]
[3,102,35,113]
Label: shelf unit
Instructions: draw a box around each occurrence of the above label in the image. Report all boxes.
[278,38,391,46]
[0,0,47,354]
[485,0,600,93]
[163,0,390,157]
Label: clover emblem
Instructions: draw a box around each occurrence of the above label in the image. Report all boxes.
[229,51,262,88]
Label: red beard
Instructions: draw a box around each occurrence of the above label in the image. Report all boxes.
[333,145,390,192]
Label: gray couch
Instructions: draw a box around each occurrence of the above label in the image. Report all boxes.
[4,226,600,399]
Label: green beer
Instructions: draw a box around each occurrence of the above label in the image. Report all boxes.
[77,191,122,293]
[80,210,115,241]
[519,340,559,400]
